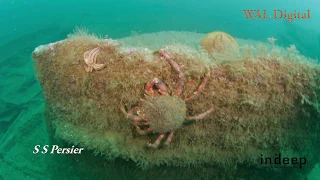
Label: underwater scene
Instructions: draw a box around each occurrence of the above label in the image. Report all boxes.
[1,0,320,179]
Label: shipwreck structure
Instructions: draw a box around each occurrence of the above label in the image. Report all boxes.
[32,30,320,179]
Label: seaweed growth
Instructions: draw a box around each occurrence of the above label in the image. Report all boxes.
[32,29,320,177]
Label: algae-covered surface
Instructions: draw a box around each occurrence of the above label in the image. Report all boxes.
[1,31,320,179]
[31,30,320,178]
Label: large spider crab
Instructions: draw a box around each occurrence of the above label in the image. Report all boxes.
[121,49,214,149]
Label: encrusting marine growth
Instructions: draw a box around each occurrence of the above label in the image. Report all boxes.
[32,29,320,178]
[121,49,214,149]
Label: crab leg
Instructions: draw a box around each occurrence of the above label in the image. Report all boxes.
[159,49,185,97]
[147,134,165,149]
[134,125,153,135]
[120,106,147,124]
[186,106,215,121]
[185,71,210,102]
[120,106,142,122]
[164,131,175,146]
[145,78,169,97]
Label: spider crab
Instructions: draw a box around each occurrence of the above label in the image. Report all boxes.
[121,49,214,149]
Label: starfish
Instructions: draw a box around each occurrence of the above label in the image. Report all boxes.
[83,47,106,73]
